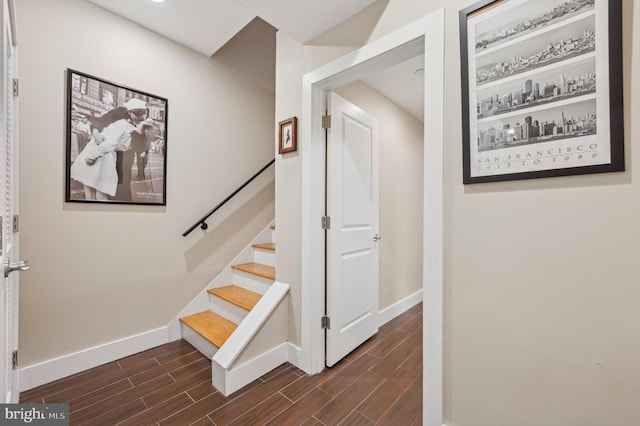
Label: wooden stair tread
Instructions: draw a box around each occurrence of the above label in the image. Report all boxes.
[179,311,237,348]
[208,285,262,311]
[253,242,275,251]
[231,263,275,280]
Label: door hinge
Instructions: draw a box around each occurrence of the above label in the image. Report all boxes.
[321,316,331,330]
[13,79,18,97]
[12,350,18,369]
[321,216,331,230]
[12,215,19,233]
[322,115,331,129]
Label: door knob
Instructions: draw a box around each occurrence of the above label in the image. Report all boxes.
[4,259,31,277]
[373,234,381,242]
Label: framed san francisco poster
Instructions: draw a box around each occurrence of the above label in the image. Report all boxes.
[459,0,623,183]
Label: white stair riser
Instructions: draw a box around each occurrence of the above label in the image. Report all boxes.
[254,249,275,267]
[181,323,218,359]
[232,271,273,294]
[209,294,250,324]
[255,228,274,245]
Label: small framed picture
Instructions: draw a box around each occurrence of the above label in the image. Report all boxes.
[459,0,624,183]
[278,116,298,154]
[66,69,168,205]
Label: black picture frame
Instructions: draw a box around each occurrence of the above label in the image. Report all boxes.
[459,0,623,184]
[65,69,168,204]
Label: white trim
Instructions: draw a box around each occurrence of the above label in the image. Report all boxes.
[300,75,325,375]
[213,342,288,396]
[377,289,423,327]
[7,0,16,45]
[18,326,170,392]
[213,281,289,369]
[286,341,303,368]
[423,10,446,426]
[300,9,445,426]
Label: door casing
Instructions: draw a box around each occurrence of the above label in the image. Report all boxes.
[1,0,19,403]
[300,9,445,426]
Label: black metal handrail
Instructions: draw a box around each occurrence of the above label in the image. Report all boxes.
[182,158,275,237]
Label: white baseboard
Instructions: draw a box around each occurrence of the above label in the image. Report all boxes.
[286,342,305,372]
[19,326,170,392]
[19,290,423,393]
[377,289,423,327]
[215,342,289,396]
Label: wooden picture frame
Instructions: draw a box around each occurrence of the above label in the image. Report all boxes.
[459,0,624,183]
[278,116,298,154]
[66,69,168,205]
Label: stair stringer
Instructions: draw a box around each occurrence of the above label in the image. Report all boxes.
[212,281,289,396]
[168,221,275,341]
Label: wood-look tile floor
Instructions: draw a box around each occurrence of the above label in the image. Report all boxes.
[20,303,422,425]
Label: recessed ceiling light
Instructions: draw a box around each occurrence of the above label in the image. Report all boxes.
[151,0,165,3]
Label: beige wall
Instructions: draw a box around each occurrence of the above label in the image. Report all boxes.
[334,81,424,309]
[275,0,640,424]
[274,33,304,346]
[17,0,275,366]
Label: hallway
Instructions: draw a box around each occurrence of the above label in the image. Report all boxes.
[20,303,422,425]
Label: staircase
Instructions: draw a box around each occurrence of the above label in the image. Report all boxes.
[175,223,289,395]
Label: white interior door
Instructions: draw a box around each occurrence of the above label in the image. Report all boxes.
[1,0,21,403]
[325,92,379,367]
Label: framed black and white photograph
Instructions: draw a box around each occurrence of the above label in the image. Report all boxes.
[278,116,297,154]
[66,69,168,204]
[459,0,623,183]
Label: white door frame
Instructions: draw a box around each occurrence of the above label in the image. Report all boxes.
[1,0,19,403]
[300,9,445,426]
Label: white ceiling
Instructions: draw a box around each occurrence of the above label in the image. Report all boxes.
[87,0,424,121]
[88,0,376,57]
[362,54,425,121]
